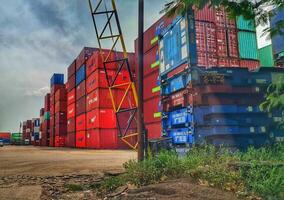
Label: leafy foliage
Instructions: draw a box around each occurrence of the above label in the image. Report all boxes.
[260,76,284,129]
[161,0,284,37]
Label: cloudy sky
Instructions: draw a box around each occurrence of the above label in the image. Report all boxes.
[0,0,167,132]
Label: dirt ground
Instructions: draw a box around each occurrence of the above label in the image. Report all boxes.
[0,146,136,177]
[0,146,136,200]
[0,146,240,200]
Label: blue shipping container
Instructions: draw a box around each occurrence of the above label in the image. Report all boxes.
[169,128,191,144]
[165,107,193,127]
[76,65,86,86]
[162,72,191,95]
[50,74,64,86]
[271,10,284,54]
[159,17,190,75]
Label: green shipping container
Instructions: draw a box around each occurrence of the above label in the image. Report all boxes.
[11,133,21,139]
[236,15,255,31]
[258,45,274,67]
[238,31,258,60]
[44,111,50,120]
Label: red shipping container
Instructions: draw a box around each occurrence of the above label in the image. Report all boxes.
[197,52,218,68]
[67,89,76,106]
[50,104,54,116]
[144,71,160,100]
[215,7,236,29]
[76,131,86,148]
[216,28,227,57]
[67,74,76,92]
[195,21,217,54]
[162,89,193,112]
[76,47,98,70]
[55,112,67,124]
[54,136,65,147]
[65,132,76,147]
[227,29,239,58]
[86,88,113,111]
[50,95,55,106]
[217,57,240,67]
[67,103,76,119]
[86,69,129,94]
[68,60,76,78]
[67,118,75,133]
[76,96,86,116]
[194,5,215,22]
[0,132,10,139]
[55,101,67,113]
[145,122,162,139]
[76,80,86,100]
[50,115,55,126]
[51,84,65,95]
[55,87,67,102]
[55,124,67,136]
[144,97,161,124]
[86,109,116,129]
[49,128,54,147]
[143,45,159,76]
[86,129,119,149]
[76,114,86,131]
[44,93,51,111]
[240,60,260,70]
[86,50,118,77]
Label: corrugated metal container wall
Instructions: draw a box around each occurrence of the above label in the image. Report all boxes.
[238,31,258,59]
[68,60,76,78]
[236,16,255,31]
[50,74,64,86]
[258,45,274,67]
[76,65,86,86]
[76,47,98,70]
[159,17,188,75]
[271,10,284,55]
[194,5,215,22]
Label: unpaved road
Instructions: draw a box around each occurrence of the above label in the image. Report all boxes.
[0,146,136,177]
[0,146,136,200]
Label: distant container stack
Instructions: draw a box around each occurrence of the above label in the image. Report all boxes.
[40,93,51,146]
[0,132,11,145]
[49,73,65,147]
[11,133,22,145]
[31,118,40,146]
[22,120,32,145]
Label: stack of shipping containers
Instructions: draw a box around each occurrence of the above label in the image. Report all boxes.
[66,60,76,147]
[74,47,98,148]
[41,93,51,146]
[0,132,11,145]
[158,8,283,148]
[22,120,32,145]
[31,118,40,146]
[38,108,45,146]
[54,84,67,147]
[85,51,136,149]
[11,133,22,145]
[135,16,173,140]
[236,15,260,69]
[49,74,65,147]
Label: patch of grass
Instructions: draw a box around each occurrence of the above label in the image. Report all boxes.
[65,184,84,191]
[94,143,284,199]
[94,176,125,194]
